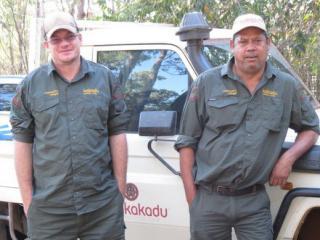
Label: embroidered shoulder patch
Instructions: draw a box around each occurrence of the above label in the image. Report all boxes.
[188,86,199,101]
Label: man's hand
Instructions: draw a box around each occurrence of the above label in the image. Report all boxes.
[23,198,32,216]
[179,147,197,207]
[14,141,33,217]
[185,184,197,207]
[269,130,318,186]
[109,133,128,198]
[118,181,126,198]
[269,155,292,186]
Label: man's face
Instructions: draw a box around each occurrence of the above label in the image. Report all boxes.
[44,29,82,66]
[230,27,270,75]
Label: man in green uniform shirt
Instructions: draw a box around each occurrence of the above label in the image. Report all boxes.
[175,13,319,240]
[10,12,129,239]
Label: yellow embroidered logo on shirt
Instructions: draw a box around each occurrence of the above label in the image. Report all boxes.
[83,88,99,95]
[44,90,59,96]
[223,89,238,95]
[263,89,278,97]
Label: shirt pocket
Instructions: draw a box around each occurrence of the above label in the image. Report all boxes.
[84,94,109,130]
[263,97,284,131]
[207,96,242,130]
[32,97,59,128]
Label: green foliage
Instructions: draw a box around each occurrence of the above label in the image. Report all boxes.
[0,0,33,74]
[97,0,189,24]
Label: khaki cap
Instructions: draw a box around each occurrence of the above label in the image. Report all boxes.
[43,11,78,39]
[232,13,267,36]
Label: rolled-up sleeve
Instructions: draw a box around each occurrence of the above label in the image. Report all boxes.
[107,70,129,136]
[10,80,35,143]
[290,83,319,134]
[175,77,206,151]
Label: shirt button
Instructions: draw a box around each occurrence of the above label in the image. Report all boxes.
[72,136,76,140]
[247,133,251,137]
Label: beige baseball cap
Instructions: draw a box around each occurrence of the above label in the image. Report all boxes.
[43,11,78,39]
[232,13,267,36]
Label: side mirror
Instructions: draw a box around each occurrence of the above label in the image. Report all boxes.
[138,111,177,136]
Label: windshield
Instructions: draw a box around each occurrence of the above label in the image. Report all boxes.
[202,39,319,107]
[0,83,18,111]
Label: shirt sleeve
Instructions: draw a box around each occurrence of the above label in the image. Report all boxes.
[10,79,35,143]
[290,82,320,134]
[107,70,129,136]
[174,76,206,151]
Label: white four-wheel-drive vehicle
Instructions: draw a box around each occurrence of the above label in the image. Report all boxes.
[0,12,320,240]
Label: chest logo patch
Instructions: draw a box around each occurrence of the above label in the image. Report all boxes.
[263,88,278,97]
[223,89,237,95]
[45,90,59,96]
[83,88,99,95]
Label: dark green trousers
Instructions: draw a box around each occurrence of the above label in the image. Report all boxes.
[27,191,125,240]
[190,186,273,240]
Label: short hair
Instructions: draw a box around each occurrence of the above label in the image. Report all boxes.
[233,31,268,42]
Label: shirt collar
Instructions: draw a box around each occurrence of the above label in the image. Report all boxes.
[47,60,56,75]
[220,57,237,80]
[77,57,94,80]
[264,61,277,79]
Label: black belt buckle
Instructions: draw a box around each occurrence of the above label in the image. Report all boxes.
[252,185,257,193]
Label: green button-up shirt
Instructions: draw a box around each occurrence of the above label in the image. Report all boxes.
[10,58,128,215]
[175,59,319,189]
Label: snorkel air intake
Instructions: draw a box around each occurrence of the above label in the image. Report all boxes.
[176,12,213,74]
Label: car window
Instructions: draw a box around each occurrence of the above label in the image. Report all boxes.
[0,83,18,111]
[97,49,189,132]
[202,43,232,67]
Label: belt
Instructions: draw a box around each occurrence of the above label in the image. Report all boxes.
[201,184,264,196]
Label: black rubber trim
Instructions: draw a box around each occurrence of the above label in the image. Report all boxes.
[273,188,320,239]
[282,142,320,173]
[147,138,181,176]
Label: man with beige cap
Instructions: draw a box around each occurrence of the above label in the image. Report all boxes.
[175,13,319,239]
[10,11,128,239]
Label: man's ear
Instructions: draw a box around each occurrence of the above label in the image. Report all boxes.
[266,37,271,51]
[43,41,49,49]
[230,39,235,52]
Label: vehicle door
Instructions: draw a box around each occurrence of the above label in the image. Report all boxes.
[87,44,196,240]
